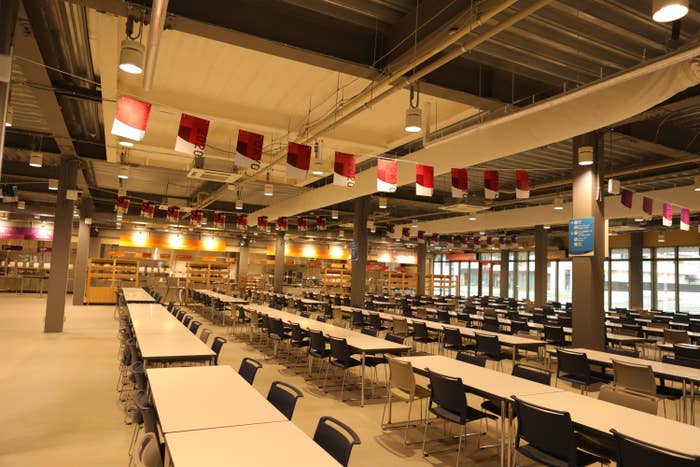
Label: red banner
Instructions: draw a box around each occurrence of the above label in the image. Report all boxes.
[484,170,499,199]
[286,142,311,179]
[175,113,209,156]
[663,203,673,227]
[431,233,440,243]
[115,196,130,215]
[620,189,633,208]
[643,196,653,216]
[140,201,155,218]
[386,223,395,235]
[257,216,268,230]
[377,158,397,192]
[316,216,326,230]
[416,164,434,197]
[190,209,204,227]
[401,227,410,240]
[235,129,264,169]
[236,214,248,231]
[277,217,288,231]
[213,212,226,229]
[451,168,468,198]
[166,206,180,223]
[417,230,425,243]
[297,217,307,232]
[515,170,529,199]
[333,152,356,187]
[111,95,151,141]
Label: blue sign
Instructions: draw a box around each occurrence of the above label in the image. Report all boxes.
[569,217,594,256]
[350,240,359,262]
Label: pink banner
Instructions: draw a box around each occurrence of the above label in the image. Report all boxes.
[213,212,226,229]
[484,170,499,199]
[0,225,53,240]
[681,208,690,231]
[662,203,673,227]
[515,170,529,199]
[140,201,155,218]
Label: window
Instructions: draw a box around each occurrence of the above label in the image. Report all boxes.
[655,258,676,312]
[609,248,629,310]
[558,261,572,304]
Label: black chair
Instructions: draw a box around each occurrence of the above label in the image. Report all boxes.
[663,355,700,369]
[210,336,227,365]
[324,337,362,401]
[316,315,327,322]
[513,396,608,467]
[269,317,291,357]
[238,357,262,385]
[481,363,551,419]
[313,416,361,467]
[288,322,310,363]
[422,370,489,461]
[611,429,700,467]
[442,327,473,356]
[189,320,201,335]
[456,351,486,367]
[474,333,510,370]
[350,310,365,329]
[182,315,192,328]
[556,348,607,394]
[604,346,639,358]
[368,313,388,332]
[544,324,570,347]
[675,343,700,361]
[267,381,303,420]
[510,319,530,335]
[482,316,501,333]
[412,321,438,353]
[308,329,329,379]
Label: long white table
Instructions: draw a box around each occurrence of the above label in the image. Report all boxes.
[128,303,214,365]
[195,289,248,304]
[244,303,410,406]
[165,422,341,467]
[122,287,156,303]
[147,365,287,433]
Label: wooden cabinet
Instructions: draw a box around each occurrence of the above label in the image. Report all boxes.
[386,272,417,295]
[185,262,232,301]
[426,274,456,296]
[322,268,351,295]
[86,258,139,304]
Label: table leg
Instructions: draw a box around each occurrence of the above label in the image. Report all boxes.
[361,351,366,407]
[499,399,506,467]
[682,380,687,424]
[691,381,696,426]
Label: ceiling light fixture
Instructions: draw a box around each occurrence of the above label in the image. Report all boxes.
[468,216,477,221]
[310,141,326,176]
[17,201,25,210]
[658,231,666,243]
[404,83,422,133]
[331,209,339,220]
[544,225,551,230]
[411,220,418,228]
[694,176,700,192]
[652,0,689,22]
[118,166,129,180]
[634,217,644,222]
[264,172,273,196]
[29,152,43,168]
[119,139,134,148]
[378,196,388,209]
[235,200,244,210]
[553,197,564,210]
[48,179,59,191]
[119,17,144,74]
[577,145,594,166]
[5,106,13,127]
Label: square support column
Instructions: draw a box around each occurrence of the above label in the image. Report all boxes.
[350,197,369,307]
[534,225,548,306]
[237,244,250,291]
[416,242,427,296]
[71,216,90,305]
[273,232,285,293]
[500,250,509,298]
[629,231,643,310]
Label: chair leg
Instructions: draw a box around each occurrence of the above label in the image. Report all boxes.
[422,413,431,456]
[340,370,347,402]
[323,363,330,391]
[404,399,413,444]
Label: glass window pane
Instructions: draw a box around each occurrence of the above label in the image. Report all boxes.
[508,261,516,298]
[493,264,500,297]
[470,262,479,296]
[450,262,459,296]
[517,260,528,300]
[610,260,629,309]
[657,247,676,259]
[492,253,501,261]
[547,261,557,302]
[604,261,610,309]
[528,259,535,300]
[481,262,491,296]
[459,262,469,297]
[558,261,573,304]
[642,248,652,259]
[678,260,700,313]
[678,247,699,259]
[655,260,676,312]
[610,248,629,260]
[643,260,652,310]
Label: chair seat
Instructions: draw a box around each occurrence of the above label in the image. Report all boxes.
[656,384,683,399]
[445,343,475,352]
[330,357,362,369]
[480,399,502,416]
[415,336,438,343]
[291,339,310,348]
[309,349,330,359]
[430,404,487,425]
[559,373,607,387]
[478,350,512,361]
[364,355,388,367]
[517,443,607,467]
[390,384,431,402]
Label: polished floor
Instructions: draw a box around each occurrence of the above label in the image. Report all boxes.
[2,294,696,466]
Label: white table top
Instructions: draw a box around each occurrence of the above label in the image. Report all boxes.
[397,355,562,400]
[147,365,287,433]
[301,298,325,305]
[165,422,341,467]
[128,303,214,361]
[517,391,700,456]
[122,287,155,303]
[195,289,248,304]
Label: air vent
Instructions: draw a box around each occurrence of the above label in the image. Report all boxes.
[187,168,241,184]
[438,203,489,214]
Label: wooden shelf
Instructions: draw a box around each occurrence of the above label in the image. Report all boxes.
[426,274,455,296]
[185,262,232,302]
[86,258,139,304]
[322,268,351,296]
[385,272,417,296]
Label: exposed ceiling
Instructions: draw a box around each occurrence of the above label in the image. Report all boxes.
[3,0,700,243]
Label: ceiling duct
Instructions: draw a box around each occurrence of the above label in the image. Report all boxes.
[187,156,242,184]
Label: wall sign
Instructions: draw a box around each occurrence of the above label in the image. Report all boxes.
[569,217,594,257]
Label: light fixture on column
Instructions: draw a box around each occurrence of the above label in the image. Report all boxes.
[553,197,564,210]
[404,84,422,133]
[577,145,594,166]
[118,166,129,180]
[119,16,144,74]
[48,179,59,191]
[658,231,666,243]
[5,106,13,127]
[331,209,339,220]
[652,0,689,22]
[694,176,700,192]
[378,196,388,209]
[29,152,43,168]
[264,172,273,196]
[634,216,644,222]
[368,220,376,233]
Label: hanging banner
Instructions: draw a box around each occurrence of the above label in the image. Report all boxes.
[333,152,356,187]
[316,216,326,231]
[416,164,434,197]
[431,233,440,243]
[213,212,226,229]
[190,209,204,227]
[377,158,398,192]
[175,113,209,156]
[286,142,311,179]
[446,234,454,247]
[1,185,18,202]
[620,189,633,208]
[417,230,425,243]
[114,196,130,215]
[236,214,248,231]
[515,170,530,199]
[166,206,180,223]
[680,208,690,231]
[662,203,673,227]
[297,217,307,232]
[386,223,395,235]
[473,236,481,247]
[451,168,468,198]
[484,170,499,199]
[511,234,518,246]
[277,217,288,231]
[140,201,155,218]
[643,196,653,216]
[499,235,506,247]
[401,227,410,240]
[256,216,267,230]
[486,236,493,246]
[235,129,264,170]
[111,95,151,141]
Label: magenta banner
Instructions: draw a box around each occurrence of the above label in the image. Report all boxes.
[0,226,53,240]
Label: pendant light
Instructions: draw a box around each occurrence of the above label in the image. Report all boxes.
[119,17,144,74]
[48,179,59,191]
[29,152,43,168]
[118,166,129,180]
[331,209,339,220]
[378,196,388,209]
[577,145,594,166]
[404,84,422,133]
[553,197,564,211]
[264,172,273,197]
[652,0,689,22]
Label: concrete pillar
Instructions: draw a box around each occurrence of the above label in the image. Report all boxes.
[237,244,250,291]
[273,231,285,293]
[629,231,643,310]
[0,0,20,179]
[44,157,79,332]
[416,242,427,296]
[534,225,548,306]
[71,217,90,305]
[88,236,100,258]
[500,250,509,298]
[571,133,606,350]
[350,197,369,307]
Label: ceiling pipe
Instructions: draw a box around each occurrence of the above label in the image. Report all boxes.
[143,0,169,91]
[195,0,540,210]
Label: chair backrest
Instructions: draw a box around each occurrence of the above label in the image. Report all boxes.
[176,309,186,321]
[189,320,201,335]
[369,313,382,329]
[428,370,468,424]
[442,327,461,347]
[556,348,590,381]
[351,310,364,326]
[674,343,700,361]
[483,316,500,332]
[210,336,227,364]
[512,363,551,386]
[513,396,577,462]
[544,324,565,343]
[598,385,657,415]
[385,333,405,344]
[456,351,486,367]
[309,329,327,356]
[136,432,163,467]
[238,357,262,385]
[269,317,286,339]
[611,429,700,467]
[510,320,529,334]
[329,337,351,364]
[313,416,361,467]
[182,315,192,328]
[612,359,657,395]
[361,327,378,337]
[413,321,428,339]
[290,322,306,342]
[392,317,409,335]
[387,356,417,396]
[475,332,501,358]
[267,380,303,420]
[664,328,690,344]
[316,315,327,322]
[199,328,212,344]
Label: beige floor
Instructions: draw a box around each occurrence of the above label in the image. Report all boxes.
[2,295,696,466]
